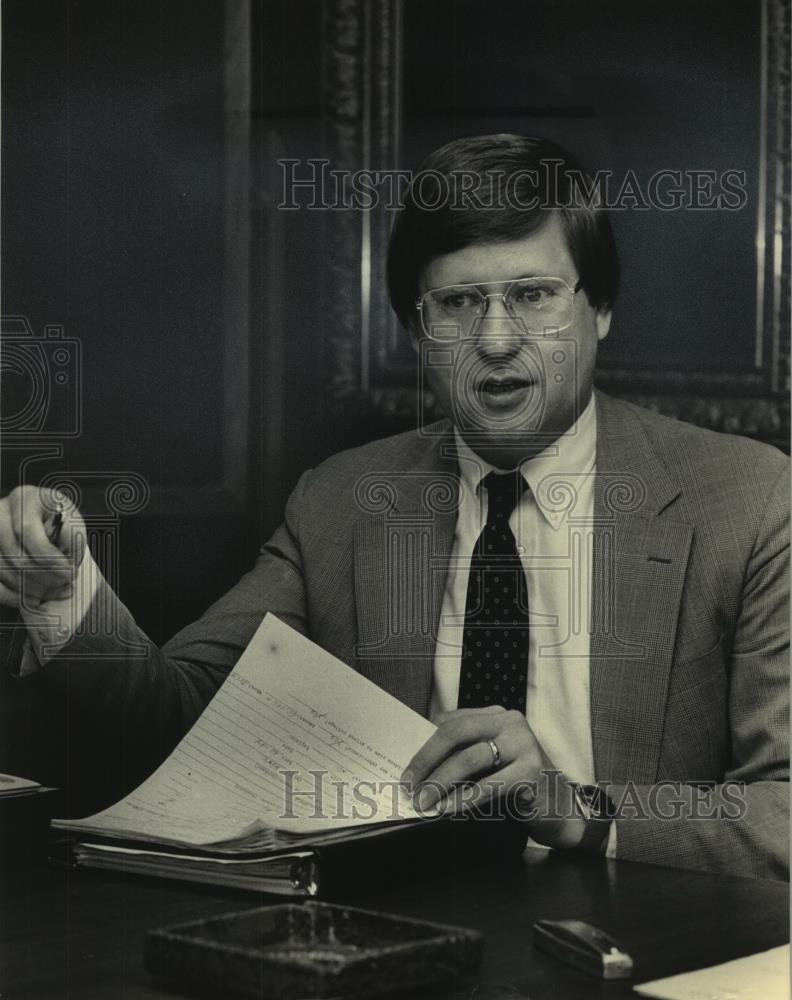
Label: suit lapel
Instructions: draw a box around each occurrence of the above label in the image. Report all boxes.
[350,396,695,783]
[589,392,693,785]
[353,427,459,715]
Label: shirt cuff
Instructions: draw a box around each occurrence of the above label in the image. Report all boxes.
[605,819,618,859]
[18,549,103,675]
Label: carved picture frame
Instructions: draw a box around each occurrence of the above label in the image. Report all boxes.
[320,0,790,450]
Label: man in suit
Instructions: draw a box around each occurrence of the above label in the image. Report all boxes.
[1,135,788,879]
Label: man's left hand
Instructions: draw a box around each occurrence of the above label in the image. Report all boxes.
[401,706,589,850]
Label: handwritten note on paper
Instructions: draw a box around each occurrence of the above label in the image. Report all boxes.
[56,615,437,847]
[634,945,790,1000]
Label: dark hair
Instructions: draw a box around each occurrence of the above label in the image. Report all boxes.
[386,133,620,329]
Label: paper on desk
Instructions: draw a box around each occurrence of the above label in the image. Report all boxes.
[0,773,41,798]
[56,614,437,847]
[634,945,790,1000]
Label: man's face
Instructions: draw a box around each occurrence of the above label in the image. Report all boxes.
[413,215,612,467]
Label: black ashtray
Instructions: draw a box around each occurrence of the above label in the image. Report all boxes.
[144,901,483,998]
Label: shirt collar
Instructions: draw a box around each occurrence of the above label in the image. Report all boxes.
[452,393,597,527]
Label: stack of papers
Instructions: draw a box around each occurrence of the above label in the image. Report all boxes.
[54,615,439,850]
[50,615,447,894]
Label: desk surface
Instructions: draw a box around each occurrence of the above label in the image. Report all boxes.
[1,848,788,1000]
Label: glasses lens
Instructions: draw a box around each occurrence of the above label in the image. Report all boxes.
[505,278,574,334]
[422,286,484,341]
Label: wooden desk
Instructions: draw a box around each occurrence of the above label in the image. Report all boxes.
[1,849,787,999]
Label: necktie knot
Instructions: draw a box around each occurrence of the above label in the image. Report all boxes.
[483,471,526,523]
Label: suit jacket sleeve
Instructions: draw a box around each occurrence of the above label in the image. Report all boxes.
[609,463,789,880]
[27,471,313,809]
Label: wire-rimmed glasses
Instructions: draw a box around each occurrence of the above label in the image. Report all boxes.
[415,277,581,341]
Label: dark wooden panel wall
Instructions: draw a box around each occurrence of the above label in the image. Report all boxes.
[0,0,788,793]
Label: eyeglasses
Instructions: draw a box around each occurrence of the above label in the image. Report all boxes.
[415,277,581,342]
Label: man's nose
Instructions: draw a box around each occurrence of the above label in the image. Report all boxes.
[473,297,523,355]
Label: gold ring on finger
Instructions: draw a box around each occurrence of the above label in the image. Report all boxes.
[487,738,501,768]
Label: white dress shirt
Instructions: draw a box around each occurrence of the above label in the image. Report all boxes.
[431,394,617,854]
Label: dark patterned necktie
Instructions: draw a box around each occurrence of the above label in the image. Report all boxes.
[457,470,530,714]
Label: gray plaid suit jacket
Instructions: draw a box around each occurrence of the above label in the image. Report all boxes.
[37,391,790,880]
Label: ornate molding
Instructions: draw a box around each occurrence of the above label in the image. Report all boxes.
[757,0,791,395]
[321,0,790,449]
[322,0,402,414]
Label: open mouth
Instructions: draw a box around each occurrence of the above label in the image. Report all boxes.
[478,377,533,395]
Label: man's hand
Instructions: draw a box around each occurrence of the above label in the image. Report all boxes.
[0,486,86,609]
[401,706,590,850]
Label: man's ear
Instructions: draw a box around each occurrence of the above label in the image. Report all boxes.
[407,320,421,353]
[595,309,612,342]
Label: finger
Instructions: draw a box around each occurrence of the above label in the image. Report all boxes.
[442,761,537,818]
[415,719,534,810]
[21,574,75,604]
[403,708,525,786]
[47,582,75,603]
[3,553,72,595]
[0,563,22,592]
[58,517,86,567]
[0,506,23,559]
[0,553,73,602]
[0,552,34,577]
[7,529,73,592]
[0,579,21,607]
[0,507,37,576]
[414,741,499,811]
[403,717,494,787]
[10,492,72,565]
[433,705,506,726]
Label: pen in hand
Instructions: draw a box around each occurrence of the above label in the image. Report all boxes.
[2,495,68,673]
[49,506,65,546]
